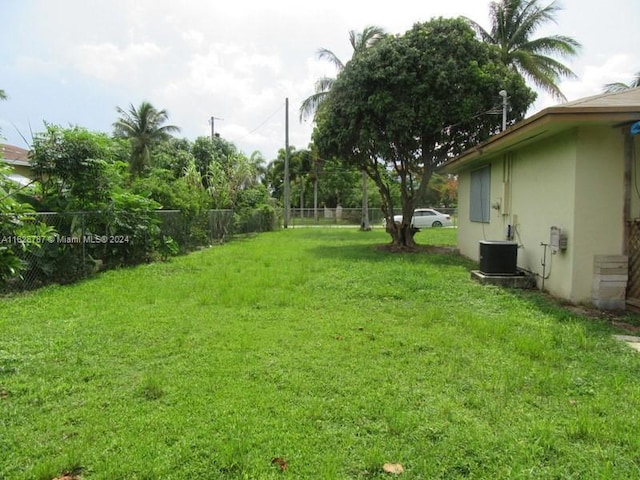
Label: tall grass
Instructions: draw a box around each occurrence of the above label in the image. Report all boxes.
[1,228,640,479]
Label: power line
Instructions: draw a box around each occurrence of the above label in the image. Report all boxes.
[238,104,284,141]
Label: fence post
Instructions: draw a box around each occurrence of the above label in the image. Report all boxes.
[82,212,86,274]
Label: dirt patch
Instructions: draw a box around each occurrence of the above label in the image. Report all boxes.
[560,301,640,333]
[52,467,83,480]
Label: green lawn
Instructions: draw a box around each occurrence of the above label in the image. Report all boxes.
[2,228,640,479]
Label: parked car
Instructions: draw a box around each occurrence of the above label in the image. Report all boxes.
[384,208,452,228]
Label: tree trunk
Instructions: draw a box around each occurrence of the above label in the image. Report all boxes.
[360,169,371,231]
[387,221,418,249]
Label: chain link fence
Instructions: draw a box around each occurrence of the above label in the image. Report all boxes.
[2,207,455,292]
[0,209,268,293]
[286,207,457,228]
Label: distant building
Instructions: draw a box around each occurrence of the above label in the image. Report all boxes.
[1,143,32,186]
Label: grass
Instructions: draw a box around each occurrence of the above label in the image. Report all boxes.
[1,227,640,479]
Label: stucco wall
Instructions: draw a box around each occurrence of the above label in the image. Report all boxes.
[508,131,577,300]
[571,126,625,301]
[457,126,627,304]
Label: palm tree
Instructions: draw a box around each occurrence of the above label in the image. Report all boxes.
[299,25,385,122]
[300,27,385,232]
[113,101,180,177]
[249,150,267,184]
[604,72,640,93]
[465,0,581,101]
[0,89,6,101]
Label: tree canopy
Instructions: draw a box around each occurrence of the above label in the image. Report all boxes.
[314,17,535,247]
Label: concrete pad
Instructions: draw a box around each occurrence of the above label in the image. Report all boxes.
[613,335,640,352]
[470,270,536,289]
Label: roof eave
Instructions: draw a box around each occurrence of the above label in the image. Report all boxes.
[442,107,640,173]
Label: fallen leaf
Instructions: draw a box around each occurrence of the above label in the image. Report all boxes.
[271,457,288,471]
[383,463,404,474]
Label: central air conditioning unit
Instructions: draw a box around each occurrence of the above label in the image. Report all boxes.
[479,241,518,275]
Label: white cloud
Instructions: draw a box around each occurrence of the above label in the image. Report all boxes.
[529,52,640,115]
[70,41,166,83]
[12,56,58,76]
[566,54,638,97]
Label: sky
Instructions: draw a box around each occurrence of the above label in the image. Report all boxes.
[1,0,639,162]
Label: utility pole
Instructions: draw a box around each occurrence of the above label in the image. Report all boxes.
[209,115,224,140]
[284,98,290,228]
[499,90,508,132]
[313,160,319,225]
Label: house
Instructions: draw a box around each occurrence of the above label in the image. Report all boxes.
[1,143,33,186]
[442,88,640,310]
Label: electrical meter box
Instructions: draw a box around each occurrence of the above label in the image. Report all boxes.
[550,226,567,253]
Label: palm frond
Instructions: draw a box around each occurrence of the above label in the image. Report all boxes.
[509,0,559,44]
[603,73,640,93]
[603,82,633,94]
[461,16,495,43]
[299,92,329,122]
[316,48,344,70]
[315,76,335,94]
[301,26,385,123]
[512,51,570,100]
[519,35,581,58]
[351,25,386,52]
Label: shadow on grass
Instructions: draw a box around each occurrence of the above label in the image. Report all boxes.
[307,241,477,269]
[505,287,640,333]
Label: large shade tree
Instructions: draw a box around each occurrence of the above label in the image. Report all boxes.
[314,17,535,248]
[113,101,180,177]
[465,0,581,101]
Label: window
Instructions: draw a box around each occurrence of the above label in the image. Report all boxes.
[470,165,490,223]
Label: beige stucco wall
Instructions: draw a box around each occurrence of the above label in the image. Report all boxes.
[457,126,626,304]
[571,127,625,300]
[508,131,577,300]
